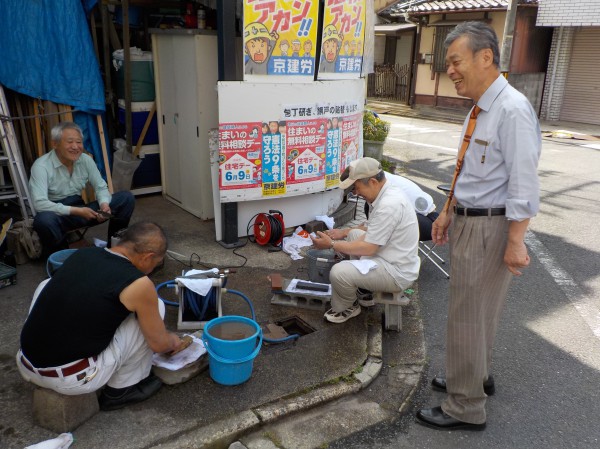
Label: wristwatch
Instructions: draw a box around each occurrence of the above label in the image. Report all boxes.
[330,240,336,250]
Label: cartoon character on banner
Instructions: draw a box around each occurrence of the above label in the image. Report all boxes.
[244,22,279,75]
[320,24,343,73]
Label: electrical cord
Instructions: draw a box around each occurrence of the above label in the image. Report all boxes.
[166,248,248,270]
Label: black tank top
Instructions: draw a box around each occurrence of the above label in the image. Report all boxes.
[21,247,144,367]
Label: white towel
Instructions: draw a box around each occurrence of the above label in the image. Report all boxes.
[176,269,219,296]
[348,259,378,274]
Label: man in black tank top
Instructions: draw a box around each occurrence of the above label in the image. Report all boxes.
[17,222,186,411]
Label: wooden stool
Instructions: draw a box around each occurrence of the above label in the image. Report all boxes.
[33,388,99,432]
[374,291,410,332]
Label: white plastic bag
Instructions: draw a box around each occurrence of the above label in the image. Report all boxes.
[25,432,74,449]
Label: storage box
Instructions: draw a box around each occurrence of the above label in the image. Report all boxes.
[132,145,162,188]
[0,261,17,289]
[118,100,159,145]
[112,48,155,101]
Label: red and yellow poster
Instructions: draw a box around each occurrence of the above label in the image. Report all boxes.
[340,112,362,172]
[218,123,262,194]
[318,0,366,80]
[243,0,320,79]
[285,118,327,193]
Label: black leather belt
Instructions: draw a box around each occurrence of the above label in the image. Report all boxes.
[454,206,506,217]
[21,355,97,379]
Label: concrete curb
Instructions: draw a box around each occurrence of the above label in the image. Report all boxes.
[150,310,384,449]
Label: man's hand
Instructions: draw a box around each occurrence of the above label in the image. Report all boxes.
[310,231,333,249]
[431,210,452,245]
[324,228,348,240]
[97,203,112,223]
[167,335,193,356]
[504,239,530,276]
[504,219,531,276]
[71,206,101,221]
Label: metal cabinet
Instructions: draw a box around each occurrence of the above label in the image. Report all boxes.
[152,31,218,219]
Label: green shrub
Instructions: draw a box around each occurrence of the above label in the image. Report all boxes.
[363,110,390,142]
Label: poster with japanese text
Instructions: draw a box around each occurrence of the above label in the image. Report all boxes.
[317,0,366,80]
[285,118,327,195]
[261,120,287,196]
[325,117,342,189]
[340,112,362,172]
[243,0,319,81]
[218,123,263,201]
[217,80,365,203]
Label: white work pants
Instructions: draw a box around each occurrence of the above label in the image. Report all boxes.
[329,229,406,312]
[16,279,164,395]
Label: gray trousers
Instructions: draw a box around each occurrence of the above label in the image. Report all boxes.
[329,229,406,312]
[442,214,513,424]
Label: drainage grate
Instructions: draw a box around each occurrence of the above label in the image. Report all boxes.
[275,315,316,337]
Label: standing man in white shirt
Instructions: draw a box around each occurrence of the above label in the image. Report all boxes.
[416,21,541,430]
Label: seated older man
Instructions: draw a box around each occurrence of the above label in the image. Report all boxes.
[29,122,134,255]
[311,158,420,323]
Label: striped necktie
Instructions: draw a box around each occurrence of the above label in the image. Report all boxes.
[443,105,482,214]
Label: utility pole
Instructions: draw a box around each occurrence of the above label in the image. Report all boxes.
[499,0,519,76]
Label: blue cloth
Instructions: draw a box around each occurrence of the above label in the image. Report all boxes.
[0,0,103,113]
[0,1,111,178]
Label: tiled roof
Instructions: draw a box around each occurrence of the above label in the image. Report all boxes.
[380,0,538,17]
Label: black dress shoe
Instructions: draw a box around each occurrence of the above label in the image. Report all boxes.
[431,375,495,396]
[416,406,486,431]
[99,374,163,411]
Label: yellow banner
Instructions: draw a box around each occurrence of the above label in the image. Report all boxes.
[318,0,366,78]
[243,0,320,77]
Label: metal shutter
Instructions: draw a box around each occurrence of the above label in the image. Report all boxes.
[560,28,600,125]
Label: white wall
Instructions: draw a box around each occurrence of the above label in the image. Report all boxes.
[395,34,413,66]
[374,35,386,64]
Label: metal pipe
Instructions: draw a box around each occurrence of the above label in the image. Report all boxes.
[545,26,563,121]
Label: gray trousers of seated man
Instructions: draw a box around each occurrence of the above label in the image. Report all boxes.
[329,229,405,312]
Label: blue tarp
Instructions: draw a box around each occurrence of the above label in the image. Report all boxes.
[0,0,110,178]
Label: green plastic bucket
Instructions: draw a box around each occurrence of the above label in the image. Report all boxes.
[112,48,155,102]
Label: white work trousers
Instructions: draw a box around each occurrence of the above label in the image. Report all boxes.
[16,278,164,395]
[329,229,404,312]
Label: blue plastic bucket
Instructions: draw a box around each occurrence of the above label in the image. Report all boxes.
[202,316,262,385]
[47,249,78,277]
[203,316,261,359]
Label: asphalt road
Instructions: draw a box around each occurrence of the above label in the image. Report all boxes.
[329,114,600,448]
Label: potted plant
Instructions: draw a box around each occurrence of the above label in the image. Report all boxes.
[362,110,390,160]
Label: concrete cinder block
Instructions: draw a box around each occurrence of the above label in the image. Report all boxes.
[33,388,99,433]
[152,355,209,385]
[303,220,327,234]
[374,292,409,332]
